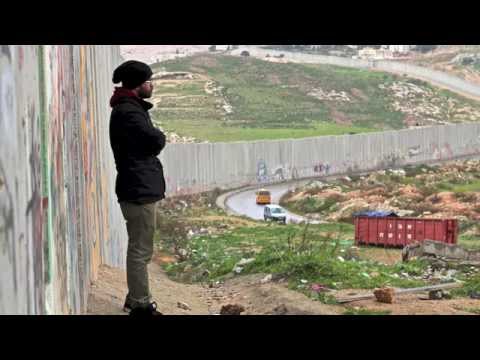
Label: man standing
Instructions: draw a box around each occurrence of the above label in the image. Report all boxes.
[109,60,166,316]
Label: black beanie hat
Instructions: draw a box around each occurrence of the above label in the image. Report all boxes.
[112,60,153,89]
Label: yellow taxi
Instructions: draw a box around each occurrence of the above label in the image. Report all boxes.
[256,189,271,205]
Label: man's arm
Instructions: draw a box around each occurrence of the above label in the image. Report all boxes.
[125,110,166,155]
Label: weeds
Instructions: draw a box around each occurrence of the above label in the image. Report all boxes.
[455,192,478,203]
[451,273,480,298]
[343,308,391,315]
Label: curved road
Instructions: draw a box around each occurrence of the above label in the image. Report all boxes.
[225,181,321,224]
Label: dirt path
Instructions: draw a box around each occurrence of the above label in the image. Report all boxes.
[86,262,341,315]
[87,264,211,315]
[87,258,480,315]
[335,289,480,315]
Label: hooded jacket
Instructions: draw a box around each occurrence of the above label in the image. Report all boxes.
[109,88,166,204]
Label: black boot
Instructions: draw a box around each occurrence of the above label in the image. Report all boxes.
[129,302,163,316]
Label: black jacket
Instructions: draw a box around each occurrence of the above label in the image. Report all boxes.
[109,95,166,204]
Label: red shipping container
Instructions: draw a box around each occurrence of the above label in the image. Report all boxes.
[354,217,458,248]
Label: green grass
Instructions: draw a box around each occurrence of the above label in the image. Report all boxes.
[425,179,480,194]
[165,222,429,301]
[462,307,480,315]
[451,273,480,298]
[459,234,480,250]
[156,119,377,143]
[450,179,480,193]
[343,308,391,316]
[285,195,340,214]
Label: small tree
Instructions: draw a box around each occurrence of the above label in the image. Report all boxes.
[209,45,216,52]
[240,50,250,57]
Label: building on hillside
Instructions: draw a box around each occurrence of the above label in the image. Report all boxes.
[388,45,414,54]
[358,47,394,60]
[215,45,231,51]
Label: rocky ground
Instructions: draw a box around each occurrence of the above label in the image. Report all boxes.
[281,160,480,227]
[87,265,344,315]
[87,262,480,315]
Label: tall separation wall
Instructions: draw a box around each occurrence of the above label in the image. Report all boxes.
[0,45,126,315]
[161,123,480,196]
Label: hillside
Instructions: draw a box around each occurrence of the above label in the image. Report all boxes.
[150,54,480,143]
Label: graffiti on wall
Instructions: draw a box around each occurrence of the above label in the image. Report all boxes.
[256,159,268,183]
[408,145,422,158]
[1,45,125,314]
[313,162,331,175]
[255,159,301,184]
[25,99,44,314]
[0,54,17,151]
[427,142,455,161]
[464,135,480,156]
[0,46,19,311]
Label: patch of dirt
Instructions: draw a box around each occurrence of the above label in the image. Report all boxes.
[191,56,220,69]
[426,192,472,217]
[343,293,480,315]
[267,73,282,85]
[367,187,389,197]
[87,264,212,315]
[397,185,424,199]
[330,108,353,126]
[207,274,342,315]
[359,248,403,265]
[152,252,177,266]
[87,264,342,315]
[351,88,369,101]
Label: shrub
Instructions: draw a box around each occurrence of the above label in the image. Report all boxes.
[455,192,477,203]
[155,211,190,255]
[418,184,438,197]
[436,182,454,191]
[411,201,438,216]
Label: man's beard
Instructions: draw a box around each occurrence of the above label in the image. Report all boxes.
[139,90,152,99]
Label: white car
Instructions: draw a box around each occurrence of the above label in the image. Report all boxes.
[264,205,287,224]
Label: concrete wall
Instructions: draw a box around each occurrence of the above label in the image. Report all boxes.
[0,45,125,315]
[161,123,480,196]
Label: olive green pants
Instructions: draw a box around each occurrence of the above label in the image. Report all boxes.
[120,201,158,309]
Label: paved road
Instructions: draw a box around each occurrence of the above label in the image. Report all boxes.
[225,181,321,224]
